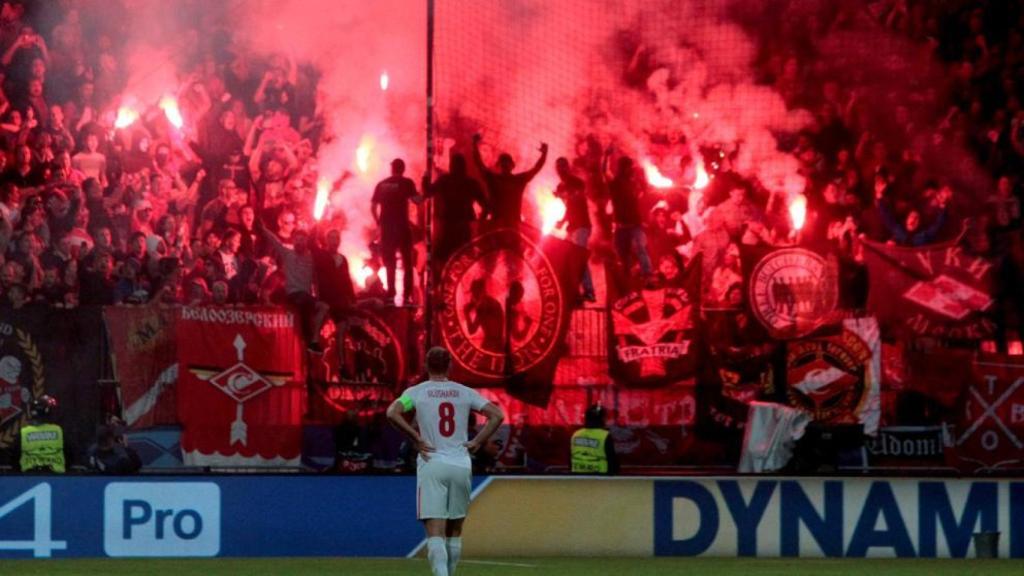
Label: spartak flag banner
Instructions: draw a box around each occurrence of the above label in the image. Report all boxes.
[955,356,1024,473]
[437,227,586,405]
[607,256,702,387]
[104,306,178,429]
[862,238,996,339]
[177,306,305,466]
[786,317,881,435]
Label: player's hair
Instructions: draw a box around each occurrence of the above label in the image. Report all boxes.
[425,346,451,375]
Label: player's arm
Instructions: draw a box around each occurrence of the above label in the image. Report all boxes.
[386,395,434,459]
[464,402,504,453]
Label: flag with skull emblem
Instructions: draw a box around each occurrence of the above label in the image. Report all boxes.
[177,306,305,466]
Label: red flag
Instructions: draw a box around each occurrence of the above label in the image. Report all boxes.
[104,306,178,428]
[177,306,305,466]
[862,239,996,339]
[956,356,1024,473]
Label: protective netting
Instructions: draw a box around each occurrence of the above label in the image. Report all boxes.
[433,0,814,234]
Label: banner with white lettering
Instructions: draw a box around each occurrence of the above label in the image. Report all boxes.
[862,239,996,339]
[865,426,951,468]
[956,356,1024,473]
[177,306,305,466]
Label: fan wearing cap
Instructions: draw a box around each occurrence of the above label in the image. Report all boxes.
[16,394,67,474]
[646,200,689,267]
[569,404,619,475]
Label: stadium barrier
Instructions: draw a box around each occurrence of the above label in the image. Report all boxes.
[0,476,1021,559]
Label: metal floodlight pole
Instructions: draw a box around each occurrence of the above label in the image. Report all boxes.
[424,0,436,356]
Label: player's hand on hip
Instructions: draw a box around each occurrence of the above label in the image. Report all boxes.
[417,440,435,461]
[463,439,481,454]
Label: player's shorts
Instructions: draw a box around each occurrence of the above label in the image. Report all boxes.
[417,460,471,520]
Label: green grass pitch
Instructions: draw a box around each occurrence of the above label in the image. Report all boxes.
[1,558,1020,575]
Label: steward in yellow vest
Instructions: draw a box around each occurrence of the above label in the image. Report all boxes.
[570,404,618,474]
[17,395,66,474]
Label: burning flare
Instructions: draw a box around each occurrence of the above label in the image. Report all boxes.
[351,256,385,289]
[114,105,139,129]
[355,135,374,174]
[693,161,710,190]
[642,158,674,189]
[379,71,389,92]
[537,185,566,236]
[314,178,331,221]
[789,193,808,232]
[159,95,184,130]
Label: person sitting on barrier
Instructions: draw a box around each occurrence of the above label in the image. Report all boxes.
[570,403,618,474]
[16,394,66,474]
[257,216,328,353]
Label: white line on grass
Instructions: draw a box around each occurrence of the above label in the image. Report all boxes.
[462,560,538,568]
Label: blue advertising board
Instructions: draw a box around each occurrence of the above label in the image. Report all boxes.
[0,476,425,558]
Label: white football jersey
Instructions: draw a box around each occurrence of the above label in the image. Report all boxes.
[398,379,490,469]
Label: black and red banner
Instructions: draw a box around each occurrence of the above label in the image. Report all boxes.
[0,308,104,468]
[437,227,587,405]
[608,258,701,386]
[309,305,416,421]
[862,239,996,339]
[785,317,881,435]
[104,306,178,428]
[177,306,306,466]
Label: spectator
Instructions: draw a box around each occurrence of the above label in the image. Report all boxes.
[472,133,547,228]
[88,424,142,475]
[425,152,488,262]
[554,156,595,303]
[258,217,328,352]
[605,154,654,283]
[371,158,421,304]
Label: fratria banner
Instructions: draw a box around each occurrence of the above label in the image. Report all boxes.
[104,306,178,428]
[862,239,996,339]
[956,355,1024,473]
[786,317,881,435]
[437,228,586,405]
[608,257,701,386]
[177,306,305,466]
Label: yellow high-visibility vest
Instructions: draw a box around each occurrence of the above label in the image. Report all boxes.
[20,423,66,474]
[570,428,609,473]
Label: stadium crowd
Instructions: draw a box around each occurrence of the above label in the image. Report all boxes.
[0,0,1020,351]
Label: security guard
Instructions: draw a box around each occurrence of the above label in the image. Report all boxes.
[570,404,619,474]
[17,395,66,474]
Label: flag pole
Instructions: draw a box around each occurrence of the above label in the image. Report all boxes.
[423,0,436,357]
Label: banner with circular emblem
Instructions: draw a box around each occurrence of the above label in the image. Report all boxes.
[744,246,839,340]
[436,228,587,405]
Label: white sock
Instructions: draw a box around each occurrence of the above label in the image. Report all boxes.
[446,537,463,575]
[427,536,449,576]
